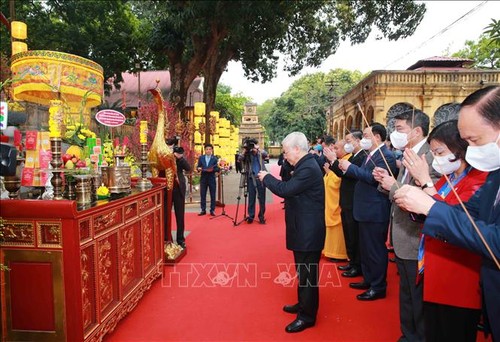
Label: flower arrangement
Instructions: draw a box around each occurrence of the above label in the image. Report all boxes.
[101,137,141,177]
[63,122,97,147]
[96,185,110,199]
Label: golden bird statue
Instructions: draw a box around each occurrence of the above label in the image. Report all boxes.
[147,81,177,190]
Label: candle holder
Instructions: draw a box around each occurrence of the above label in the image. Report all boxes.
[50,137,64,200]
[136,143,152,190]
[3,175,21,199]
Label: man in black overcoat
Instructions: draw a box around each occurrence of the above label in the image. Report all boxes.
[258,131,326,333]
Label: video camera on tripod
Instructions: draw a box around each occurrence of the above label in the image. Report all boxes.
[242,137,258,154]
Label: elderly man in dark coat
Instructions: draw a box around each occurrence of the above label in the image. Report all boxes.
[258,131,326,333]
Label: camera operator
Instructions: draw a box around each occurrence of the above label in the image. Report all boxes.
[238,138,268,224]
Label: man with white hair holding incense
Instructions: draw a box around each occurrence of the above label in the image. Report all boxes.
[258,132,325,333]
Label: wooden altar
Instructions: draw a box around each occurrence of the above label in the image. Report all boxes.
[0,184,166,341]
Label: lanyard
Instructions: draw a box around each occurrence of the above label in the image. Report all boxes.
[437,166,471,198]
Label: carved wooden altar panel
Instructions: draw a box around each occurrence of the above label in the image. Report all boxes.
[97,233,119,317]
[119,221,142,296]
[0,184,166,342]
[81,244,97,334]
[141,212,155,274]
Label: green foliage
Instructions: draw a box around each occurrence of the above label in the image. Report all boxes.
[262,69,365,144]
[214,84,249,125]
[0,0,152,93]
[143,0,426,114]
[484,18,500,45]
[452,33,500,69]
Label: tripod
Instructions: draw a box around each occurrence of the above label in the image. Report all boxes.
[210,171,234,221]
[233,169,249,226]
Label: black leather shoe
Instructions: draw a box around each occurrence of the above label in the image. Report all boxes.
[338,264,352,271]
[285,319,315,333]
[246,218,254,224]
[283,303,299,314]
[329,257,347,263]
[177,241,186,249]
[342,268,362,278]
[259,219,266,224]
[349,281,370,290]
[210,211,215,216]
[356,289,386,301]
[198,211,206,216]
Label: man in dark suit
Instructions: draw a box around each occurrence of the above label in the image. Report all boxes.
[394,85,500,341]
[171,146,191,248]
[375,110,440,342]
[325,130,364,277]
[258,132,325,333]
[196,144,220,216]
[339,123,397,301]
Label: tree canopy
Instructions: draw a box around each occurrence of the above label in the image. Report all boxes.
[452,19,500,69]
[262,69,365,144]
[214,83,249,125]
[1,0,426,134]
[0,0,149,92]
[143,0,426,130]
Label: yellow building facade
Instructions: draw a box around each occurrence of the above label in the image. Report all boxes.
[327,68,500,139]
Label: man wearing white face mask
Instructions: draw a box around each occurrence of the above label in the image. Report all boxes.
[338,123,398,301]
[394,86,500,341]
[374,109,440,342]
[325,130,364,277]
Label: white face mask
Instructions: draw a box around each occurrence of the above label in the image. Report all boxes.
[360,138,372,150]
[390,131,408,150]
[432,154,462,175]
[344,143,354,153]
[465,133,500,172]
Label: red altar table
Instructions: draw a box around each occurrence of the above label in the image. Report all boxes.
[0,183,166,341]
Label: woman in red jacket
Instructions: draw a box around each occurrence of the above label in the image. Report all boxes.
[403,120,488,342]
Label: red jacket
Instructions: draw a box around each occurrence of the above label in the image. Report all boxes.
[424,168,488,309]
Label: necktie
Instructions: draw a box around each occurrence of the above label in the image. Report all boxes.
[364,154,371,166]
[416,234,425,284]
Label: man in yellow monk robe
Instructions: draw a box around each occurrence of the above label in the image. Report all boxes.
[322,139,349,261]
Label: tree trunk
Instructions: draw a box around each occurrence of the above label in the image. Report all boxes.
[202,46,234,145]
[167,23,228,122]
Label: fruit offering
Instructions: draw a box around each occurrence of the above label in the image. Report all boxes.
[62,151,90,170]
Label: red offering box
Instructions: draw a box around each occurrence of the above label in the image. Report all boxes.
[25,130,38,150]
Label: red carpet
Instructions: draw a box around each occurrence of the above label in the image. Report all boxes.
[105,165,490,342]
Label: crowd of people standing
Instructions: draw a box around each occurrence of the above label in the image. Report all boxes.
[258,86,499,339]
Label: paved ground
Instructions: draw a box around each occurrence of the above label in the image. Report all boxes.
[184,158,277,213]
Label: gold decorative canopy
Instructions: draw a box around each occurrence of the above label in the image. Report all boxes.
[10,50,104,108]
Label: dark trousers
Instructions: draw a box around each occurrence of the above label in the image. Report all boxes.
[424,301,480,342]
[341,208,360,269]
[358,221,388,292]
[396,256,424,342]
[247,176,266,220]
[293,250,321,324]
[200,175,216,213]
[171,184,186,244]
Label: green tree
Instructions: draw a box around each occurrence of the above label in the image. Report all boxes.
[263,69,365,143]
[452,33,500,69]
[214,83,249,125]
[0,0,150,92]
[145,0,426,141]
[484,18,500,45]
